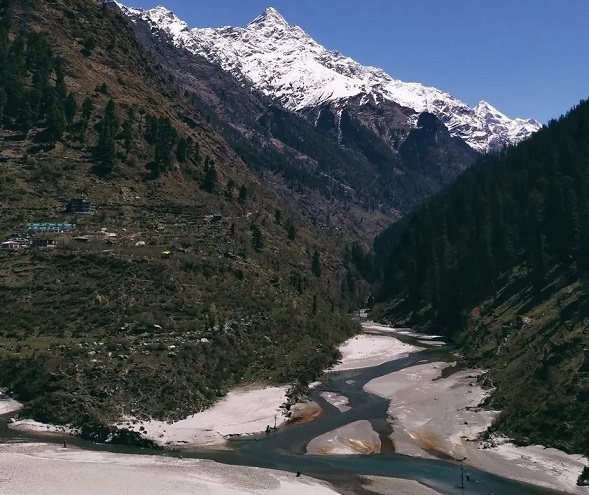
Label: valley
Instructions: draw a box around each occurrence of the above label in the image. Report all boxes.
[0,0,587,493]
[1,322,587,494]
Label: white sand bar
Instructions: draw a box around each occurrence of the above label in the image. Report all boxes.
[118,385,288,448]
[469,441,589,494]
[361,476,441,495]
[365,362,497,460]
[320,392,351,412]
[307,420,380,455]
[9,419,77,436]
[364,361,589,494]
[417,340,445,347]
[362,322,444,341]
[0,443,341,495]
[331,334,423,371]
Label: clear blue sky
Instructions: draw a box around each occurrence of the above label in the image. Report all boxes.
[127,0,589,123]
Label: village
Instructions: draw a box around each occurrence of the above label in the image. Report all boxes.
[1,196,234,258]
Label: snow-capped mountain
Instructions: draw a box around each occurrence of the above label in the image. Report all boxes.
[117,4,540,153]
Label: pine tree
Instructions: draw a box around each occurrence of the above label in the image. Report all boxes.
[121,115,133,156]
[19,98,33,134]
[0,88,6,128]
[176,136,188,163]
[251,224,263,252]
[285,219,297,240]
[225,179,235,200]
[54,57,67,101]
[311,250,322,277]
[152,117,177,176]
[45,93,65,144]
[64,93,76,128]
[201,160,217,193]
[94,99,118,175]
[192,139,200,163]
[238,184,248,206]
[145,114,158,143]
[80,96,94,142]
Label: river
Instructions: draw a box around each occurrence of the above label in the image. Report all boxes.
[0,326,574,495]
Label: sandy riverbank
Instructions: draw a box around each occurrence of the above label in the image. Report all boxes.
[331,333,423,371]
[362,322,443,341]
[0,442,341,495]
[0,396,22,416]
[9,419,78,436]
[364,359,589,494]
[117,385,288,448]
[6,385,288,449]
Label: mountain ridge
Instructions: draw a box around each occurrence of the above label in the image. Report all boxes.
[117,1,480,229]
[118,3,541,153]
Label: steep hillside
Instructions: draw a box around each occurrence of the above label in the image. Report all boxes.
[372,100,589,456]
[0,0,358,431]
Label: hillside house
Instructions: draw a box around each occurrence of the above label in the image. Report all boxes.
[1,241,22,250]
[1,237,31,250]
[31,239,57,249]
[65,198,94,215]
[27,223,75,233]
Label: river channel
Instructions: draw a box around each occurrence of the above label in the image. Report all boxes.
[0,327,572,495]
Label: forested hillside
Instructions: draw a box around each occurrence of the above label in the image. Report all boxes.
[373,99,589,455]
[0,0,357,433]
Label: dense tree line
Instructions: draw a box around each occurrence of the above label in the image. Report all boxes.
[0,11,75,144]
[0,5,200,178]
[144,114,201,178]
[376,99,589,335]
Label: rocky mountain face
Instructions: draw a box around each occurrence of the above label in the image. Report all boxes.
[118,5,540,154]
[115,3,492,224]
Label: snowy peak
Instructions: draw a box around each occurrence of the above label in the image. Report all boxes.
[475,100,508,121]
[248,7,289,28]
[116,3,189,36]
[119,4,540,152]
